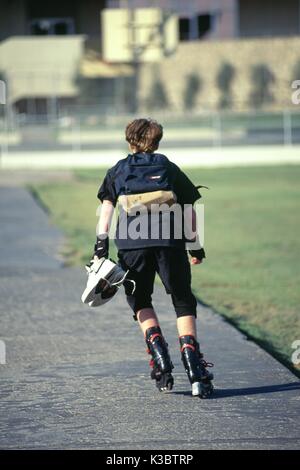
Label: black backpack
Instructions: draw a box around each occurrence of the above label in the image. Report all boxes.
[113,153,176,197]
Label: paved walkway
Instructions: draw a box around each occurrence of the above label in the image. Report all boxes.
[0,183,299,450]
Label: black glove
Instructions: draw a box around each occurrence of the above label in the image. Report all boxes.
[187,235,206,261]
[94,233,109,259]
[189,247,206,261]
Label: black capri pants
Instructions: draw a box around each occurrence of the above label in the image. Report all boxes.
[118,247,197,321]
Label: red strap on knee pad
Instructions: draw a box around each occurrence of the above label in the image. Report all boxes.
[180,343,196,353]
[149,333,161,343]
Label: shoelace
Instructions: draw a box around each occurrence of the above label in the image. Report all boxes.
[198,352,214,368]
[200,358,214,368]
[181,344,214,369]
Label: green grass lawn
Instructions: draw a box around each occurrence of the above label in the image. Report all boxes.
[29,165,300,376]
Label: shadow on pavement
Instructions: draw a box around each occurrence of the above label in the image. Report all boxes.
[172,382,300,399]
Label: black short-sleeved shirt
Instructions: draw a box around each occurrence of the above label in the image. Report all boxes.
[97,170,118,206]
[171,163,201,206]
[97,153,201,249]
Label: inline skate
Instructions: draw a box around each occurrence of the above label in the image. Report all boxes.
[145,326,174,392]
[179,335,214,398]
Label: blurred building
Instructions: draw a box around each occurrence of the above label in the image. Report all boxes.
[0,0,106,45]
[0,0,300,116]
[2,0,298,43]
[107,0,300,40]
[0,0,128,116]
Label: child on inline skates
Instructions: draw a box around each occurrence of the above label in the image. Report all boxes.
[93,118,213,398]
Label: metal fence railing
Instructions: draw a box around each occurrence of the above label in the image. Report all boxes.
[1,107,300,156]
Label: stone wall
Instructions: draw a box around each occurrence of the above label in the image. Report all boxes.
[138,37,300,112]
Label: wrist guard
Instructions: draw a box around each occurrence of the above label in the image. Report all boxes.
[189,247,206,261]
[187,235,206,261]
[94,234,109,259]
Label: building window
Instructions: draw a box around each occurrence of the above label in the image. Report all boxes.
[179,18,190,41]
[30,18,75,36]
[179,13,215,40]
[197,14,212,38]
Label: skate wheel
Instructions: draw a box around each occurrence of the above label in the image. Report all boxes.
[166,377,174,391]
[192,382,202,396]
[158,373,174,392]
[192,381,214,398]
[199,383,214,399]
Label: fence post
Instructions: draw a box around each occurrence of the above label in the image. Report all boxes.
[213,112,222,147]
[0,80,6,167]
[0,339,6,365]
[72,116,81,153]
[283,109,292,146]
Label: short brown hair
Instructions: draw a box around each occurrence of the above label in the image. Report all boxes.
[125,118,163,153]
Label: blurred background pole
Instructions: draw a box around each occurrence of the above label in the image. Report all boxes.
[126,0,139,114]
[50,72,58,122]
[213,111,222,147]
[0,79,8,168]
[283,109,293,146]
[72,116,81,153]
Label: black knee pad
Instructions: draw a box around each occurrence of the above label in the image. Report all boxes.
[176,309,197,319]
[126,294,153,321]
[172,291,197,318]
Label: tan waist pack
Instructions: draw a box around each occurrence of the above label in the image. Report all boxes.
[118,190,177,215]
